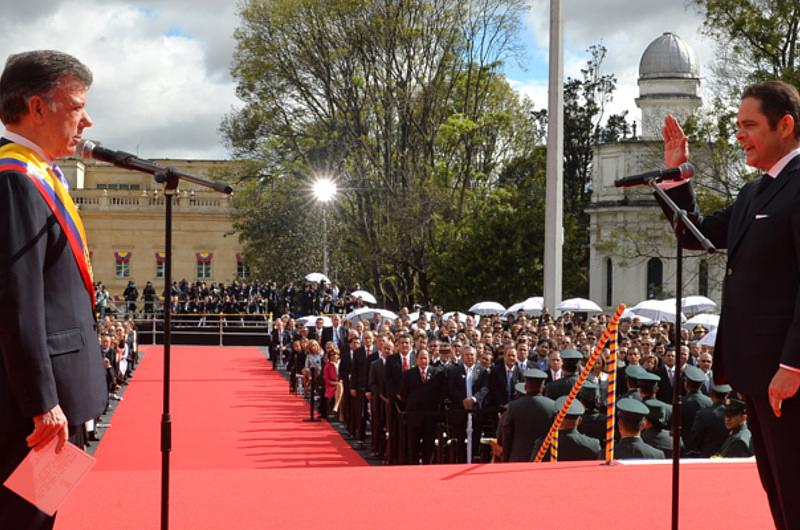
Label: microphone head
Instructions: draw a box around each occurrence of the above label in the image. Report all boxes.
[76,139,99,160]
[679,162,694,179]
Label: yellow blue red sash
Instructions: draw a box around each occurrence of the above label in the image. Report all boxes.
[0,143,95,307]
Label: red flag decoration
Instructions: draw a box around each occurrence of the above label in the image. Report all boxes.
[235,253,244,264]
[196,252,213,263]
[114,251,132,262]
[155,251,167,264]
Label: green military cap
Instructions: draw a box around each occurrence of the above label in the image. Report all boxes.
[514,382,527,395]
[581,380,599,391]
[625,364,647,380]
[683,365,706,384]
[723,398,746,416]
[560,349,583,360]
[523,368,548,380]
[636,370,661,383]
[644,398,668,423]
[555,395,585,417]
[617,398,650,419]
[711,383,733,394]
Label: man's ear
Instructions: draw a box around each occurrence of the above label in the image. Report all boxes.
[27,95,47,122]
[779,114,796,140]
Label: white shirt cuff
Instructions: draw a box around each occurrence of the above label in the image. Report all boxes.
[779,363,800,374]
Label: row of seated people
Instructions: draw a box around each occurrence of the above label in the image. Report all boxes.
[270,321,752,464]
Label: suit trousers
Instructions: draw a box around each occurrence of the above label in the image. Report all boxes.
[745,393,800,530]
[0,426,86,530]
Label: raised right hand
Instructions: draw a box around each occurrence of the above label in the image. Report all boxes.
[662,114,689,168]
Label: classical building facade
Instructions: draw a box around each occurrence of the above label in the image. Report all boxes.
[588,32,724,310]
[59,157,243,296]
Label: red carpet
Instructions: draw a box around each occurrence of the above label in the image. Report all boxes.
[56,346,773,529]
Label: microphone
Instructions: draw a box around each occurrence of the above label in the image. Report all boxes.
[614,162,694,188]
[76,139,233,194]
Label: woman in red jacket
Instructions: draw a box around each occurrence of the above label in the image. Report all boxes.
[323,348,343,421]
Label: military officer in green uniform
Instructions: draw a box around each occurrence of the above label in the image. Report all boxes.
[499,369,555,462]
[682,365,713,442]
[577,380,606,448]
[533,395,601,461]
[615,398,665,459]
[619,365,646,401]
[642,398,682,458]
[637,370,672,422]
[544,349,582,400]
[686,383,732,457]
[716,398,753,458]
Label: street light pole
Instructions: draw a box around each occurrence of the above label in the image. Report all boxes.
[322,207,328,277]
[312,177,337,278]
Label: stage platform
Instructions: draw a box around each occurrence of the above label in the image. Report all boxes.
[55,346,772,529]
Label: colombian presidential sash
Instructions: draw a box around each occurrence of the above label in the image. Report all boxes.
[0,143,95,307]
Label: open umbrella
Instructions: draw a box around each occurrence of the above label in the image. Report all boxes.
[296,315,332,327]
[409,311,435,323]
[684,313,720,331]
[305,272,330,284]
[631,299,686,323]
[621,308,653,325]
[663,295,717,316]
[344,307,398,324]
[556,298,603,313]
[505,297,544,317]
[442,311,468,323]
[698,328,717,347]
[468,301,506,316]
[350,290,377,305]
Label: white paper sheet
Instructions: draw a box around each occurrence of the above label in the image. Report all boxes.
[3,438,96,516]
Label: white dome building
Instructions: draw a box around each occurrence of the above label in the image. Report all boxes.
[587,32,722,310]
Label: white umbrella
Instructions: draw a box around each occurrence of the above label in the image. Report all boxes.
[631,299,686,323]
[698,328,717,347]
[505,297,544,316]
[442,311,467,323]
[663,296,717,316]
[305,272,330,284]
[556,297,603,313]
[684,313,720,331]
[350,290,377,305]
[468,301,506,316]
[621,308,653,325]
[344,307,398,324]
[409,311,435,323]
[296,315,332,327]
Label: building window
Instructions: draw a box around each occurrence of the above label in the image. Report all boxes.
[155,251,166,279]
[196,252,213,280]
[197,262,212,279]
[237,262,250,279]
[605,258,613,306]
[698,259,709,297]
[156,262,165,279]
[646,258,663,299]
[114,251,132,278]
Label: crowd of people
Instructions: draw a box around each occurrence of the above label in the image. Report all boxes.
[100,279,377,319]
[268,308,752,465]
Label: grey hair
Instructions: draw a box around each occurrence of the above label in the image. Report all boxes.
[0,50,92,125]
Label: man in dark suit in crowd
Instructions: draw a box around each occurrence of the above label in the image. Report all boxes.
[488,346,523,410]
[399,350,443,464]
[384,333,415,464]
[350,331,378,444]
[321,314,347,352]
[0,50,107,530]
[444,345,488,463]
[499,369,554,462]
[368,338,392,459]
[544,349,582,399]
[269,318,291,370]
[660,82,800,529]
[655,347,678,403]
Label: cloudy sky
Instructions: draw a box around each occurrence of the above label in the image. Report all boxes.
[0,1,716,160]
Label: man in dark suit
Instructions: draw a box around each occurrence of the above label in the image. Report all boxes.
[0,50,107,529]
[269,318,291,370]
[350,331,378,444]
[544,349,582,399]
[384,333,415,464]
[399,350,443,464]
[654,347,678,403]
[368,338,391,458]
[660,82,800,529]
[321,314,347,352]
[488,346,523,410]
[444,346,488,463]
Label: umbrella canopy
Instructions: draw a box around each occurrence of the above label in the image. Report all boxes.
[344,307,398,324]
[631,299,686,323]
[684,313,720,331]
[698,328,717,347]
[442,311,468,323]
[662,296,717,316]
[468,301,506,316]
[408,311,435,323]
[621,308,653,325]
[296,315,332,328]
[350,290,377,305]
[505,297,544,317]
[305,272,330,284]
[556,298,603,313]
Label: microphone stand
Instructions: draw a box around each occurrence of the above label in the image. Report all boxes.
[648,180,715,530]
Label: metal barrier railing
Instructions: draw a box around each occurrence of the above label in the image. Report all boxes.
[135,313,271,347]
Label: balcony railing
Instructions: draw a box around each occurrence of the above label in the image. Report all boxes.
[72,189,234,213]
